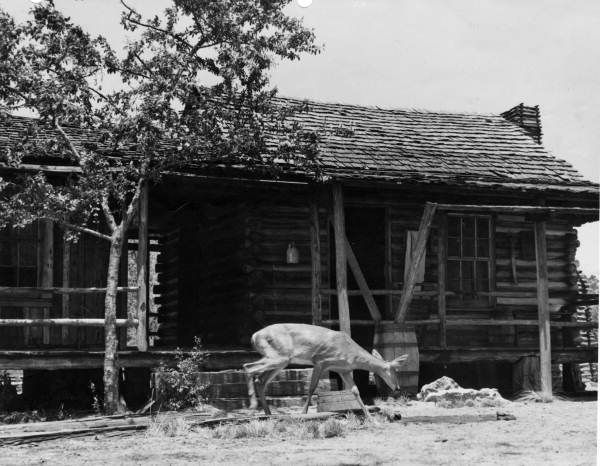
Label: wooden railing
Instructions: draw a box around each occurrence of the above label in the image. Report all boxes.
[0,287,140,338]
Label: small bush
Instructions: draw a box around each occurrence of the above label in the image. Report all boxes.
[156,337,209,411]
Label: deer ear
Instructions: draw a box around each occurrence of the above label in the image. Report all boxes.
[390,354,408,368]
[371,349,383,360]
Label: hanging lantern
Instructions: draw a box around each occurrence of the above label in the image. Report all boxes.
[286,242,299,264]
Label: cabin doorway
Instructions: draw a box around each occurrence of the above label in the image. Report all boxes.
[331,206,386,397]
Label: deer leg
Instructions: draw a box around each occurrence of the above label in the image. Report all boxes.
[257,364,287,415]
[339,370,370,419]
[302,364,323,414]
[243,357,288,414]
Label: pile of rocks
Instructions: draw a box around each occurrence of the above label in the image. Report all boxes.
[417,376,506,405]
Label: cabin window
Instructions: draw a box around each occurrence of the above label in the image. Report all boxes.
[0,224,38,286]
[446,215,492,303]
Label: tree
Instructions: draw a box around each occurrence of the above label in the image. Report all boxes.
[0,0,319,413]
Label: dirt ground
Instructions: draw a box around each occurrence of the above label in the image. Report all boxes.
[1,400,596,466]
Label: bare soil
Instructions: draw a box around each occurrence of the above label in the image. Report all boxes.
[1,400,596,466]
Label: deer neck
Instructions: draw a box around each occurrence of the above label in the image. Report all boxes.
[353,352,389,374]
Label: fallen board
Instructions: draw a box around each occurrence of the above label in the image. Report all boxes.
[0,410,516,446]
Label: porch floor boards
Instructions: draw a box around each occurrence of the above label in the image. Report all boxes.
[0,346,595,370]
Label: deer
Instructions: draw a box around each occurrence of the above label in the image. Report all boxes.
[243,323,408,417]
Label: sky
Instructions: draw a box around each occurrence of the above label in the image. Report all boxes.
[2,0,599,275]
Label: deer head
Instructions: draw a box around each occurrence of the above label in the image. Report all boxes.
[371,349,408,391]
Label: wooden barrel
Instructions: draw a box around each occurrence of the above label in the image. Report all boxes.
[373,323,419,396]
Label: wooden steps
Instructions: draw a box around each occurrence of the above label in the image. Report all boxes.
[191,368,339,410]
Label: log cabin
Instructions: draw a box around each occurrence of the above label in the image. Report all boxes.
[0,100,597,408]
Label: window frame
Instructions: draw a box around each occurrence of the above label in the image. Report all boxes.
[0,223,39,287]
[446,213,495,307]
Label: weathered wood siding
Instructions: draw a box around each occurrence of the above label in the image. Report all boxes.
[246,198,330,331]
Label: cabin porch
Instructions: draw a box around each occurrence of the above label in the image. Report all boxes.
[0,177,597,406]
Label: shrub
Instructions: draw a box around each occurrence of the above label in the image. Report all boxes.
[155,337,209,411]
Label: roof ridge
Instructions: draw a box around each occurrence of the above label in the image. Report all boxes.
[274,95,501,117]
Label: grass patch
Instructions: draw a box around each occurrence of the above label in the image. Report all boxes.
[146,414,192,437]
[211,416,349,440]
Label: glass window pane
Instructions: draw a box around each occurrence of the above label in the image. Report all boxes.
[0,242,12,265]
[447,237,460,257]
[476,261,489,292]
[462,261,473,292]
[477,239,489,258]
[462,237,474,257]
[20,241,37,266]
[462,217,475,237]
[0,266,17,286]
[477,217,489,238]
[448,216,460,236]
[447,261,460,291]
[19,267,37,286]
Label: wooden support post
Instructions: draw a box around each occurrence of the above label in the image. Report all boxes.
[332,184,351,336]
[309,195,322,325]
[395,203,437,323]
[345,237,382,322]
[437,214,447,348]
[39,219,53,345]
[534,220,552,401]
[61,230,71,345]
[136,181,149,351]
[384,207,392,317]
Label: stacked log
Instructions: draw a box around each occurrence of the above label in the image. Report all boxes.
[152,229,180,347]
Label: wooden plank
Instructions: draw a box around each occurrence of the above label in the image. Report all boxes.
[435,204,598,218]
[39,219,54,345]
[309,195,322,325]
[345,237,382,322]
[332,184,351,336]
[322,319,440,327]
[0,287,137,295]
[534,220,552,401]
[62,232,71,344]
[437,214,447,348]
[384,207,393,316]
[137,181,149,351]
[421,347,597,364]
[395,203,437,323]
[0,318,137,327]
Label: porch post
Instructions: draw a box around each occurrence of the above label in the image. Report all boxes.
[332,184,351,336]
[136,181,149,351]
[534,220,552,401]
[309,193,322,325]
[395,203,437,323]
[437,214,447,348]
[40,219,53,345]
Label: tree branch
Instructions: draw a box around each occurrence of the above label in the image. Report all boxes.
[54,120,82,162]
[101,195,117,233]
[120,0,193,51]
[58,220,112,242]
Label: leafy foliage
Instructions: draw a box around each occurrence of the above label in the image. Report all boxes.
[0,0,319,413]
[156,338,209,411]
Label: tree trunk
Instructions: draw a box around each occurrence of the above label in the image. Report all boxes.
[103,229,124,414]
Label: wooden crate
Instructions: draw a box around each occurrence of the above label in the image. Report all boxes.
[317,390,361,412]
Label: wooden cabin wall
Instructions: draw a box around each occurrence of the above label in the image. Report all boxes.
[193,203,250,346]
[245,195,330,333]
[153,228,180,347]
[492,214,579,348]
